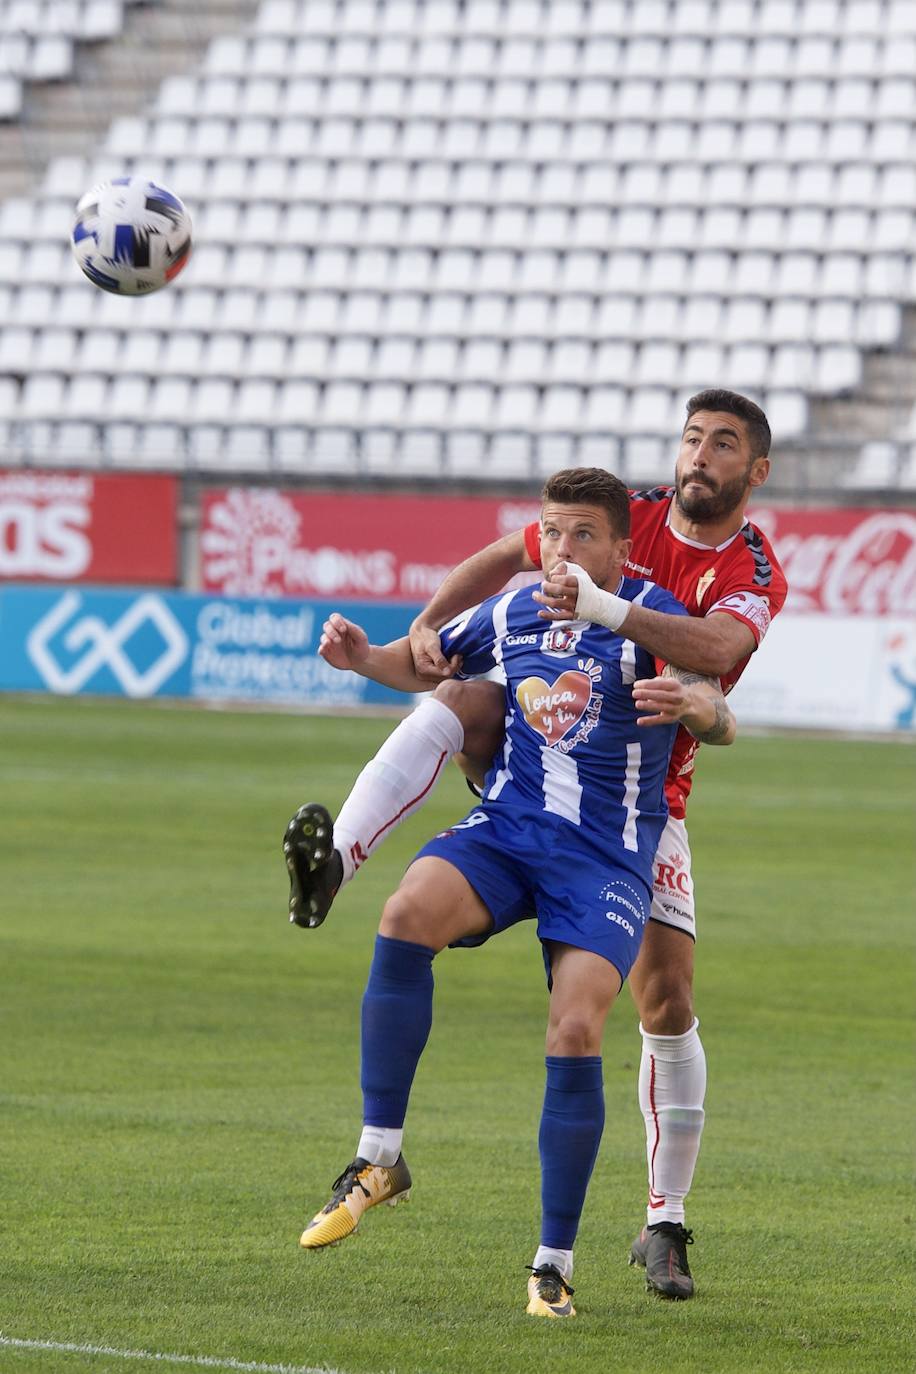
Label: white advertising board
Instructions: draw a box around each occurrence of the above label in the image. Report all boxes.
[731,506,916,733]
[728,613,916,733]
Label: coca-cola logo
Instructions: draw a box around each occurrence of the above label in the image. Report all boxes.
[754,509,916,616]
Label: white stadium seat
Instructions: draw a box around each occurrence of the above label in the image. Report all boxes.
[149,377,194,424]
[726,343,771,391]
[0,0,912,484]
[626,387,676,435]
[583,386,626,431]
[770,344,815,389]
[57,420,101,464]
[494,384,538,430]
[73,328,119,375]
[415,338,456,380]
[63,374,107,421]
[276,380,320,425]
[121,331,164,374]
[134,423,184,469]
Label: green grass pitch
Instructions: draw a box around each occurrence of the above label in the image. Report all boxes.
[0,695,913,1374]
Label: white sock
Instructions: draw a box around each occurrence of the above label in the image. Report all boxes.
[357,1125,404,1167]
[638,1017,706,1227]
[334,697,465,883]
[532,1246,573,1281]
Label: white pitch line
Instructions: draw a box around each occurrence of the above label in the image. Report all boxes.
[0,1335,350,1374]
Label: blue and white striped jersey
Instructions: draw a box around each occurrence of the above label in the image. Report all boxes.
[440,578,690,887]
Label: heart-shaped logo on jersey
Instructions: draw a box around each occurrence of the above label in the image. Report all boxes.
[516,670,592,745]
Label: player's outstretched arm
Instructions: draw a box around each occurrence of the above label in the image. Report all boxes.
[537,563,756,677]
[409,529,534,678]
[319,613,456,693]
[633,666,736,745]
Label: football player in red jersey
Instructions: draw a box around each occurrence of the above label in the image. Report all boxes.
[285,388,787,1300]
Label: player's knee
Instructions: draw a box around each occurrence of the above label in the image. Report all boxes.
[546,1011,602,1058]
[434,678,504,759]
[432,677,478,727]
[639,978,694,1036]
[379,889,443,951]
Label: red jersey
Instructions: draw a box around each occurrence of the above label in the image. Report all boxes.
[524,486,788,818]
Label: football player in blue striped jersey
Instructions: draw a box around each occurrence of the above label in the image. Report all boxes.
[292,469,734,1314]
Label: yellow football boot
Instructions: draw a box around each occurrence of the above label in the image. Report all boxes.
[525,1264,576,1318]
[299,1155,412,1250]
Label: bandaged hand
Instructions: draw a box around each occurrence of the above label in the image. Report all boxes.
[535,561,630,632]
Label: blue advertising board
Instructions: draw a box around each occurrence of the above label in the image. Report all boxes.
[0,586,422,708]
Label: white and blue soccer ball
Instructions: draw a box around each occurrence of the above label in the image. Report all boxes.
[70,176,192,295]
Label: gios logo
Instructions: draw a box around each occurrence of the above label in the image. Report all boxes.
[600,879,648,937]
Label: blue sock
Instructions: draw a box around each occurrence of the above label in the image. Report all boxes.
[539,1056,605,1250]
[360,934,435,1129]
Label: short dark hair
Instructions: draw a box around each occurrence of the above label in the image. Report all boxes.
[541,467,631,538]
[685,389,771,459]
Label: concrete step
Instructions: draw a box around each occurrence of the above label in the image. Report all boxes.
[0,169,32,197]
[27,85,162,124]
[768,445,872,497]
[811,395,905,439]
[859,358,916,404]
[899,306,916,349]
[121,9,258,43]
[0,124,94,164]
[758,447,865,496]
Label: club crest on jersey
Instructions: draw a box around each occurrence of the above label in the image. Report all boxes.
[541,625,583,656]
[696,567,716,607]
[516,659,603,751]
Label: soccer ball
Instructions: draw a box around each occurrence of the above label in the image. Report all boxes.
[70,176,192,295]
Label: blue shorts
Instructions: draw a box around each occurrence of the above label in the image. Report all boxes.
[414,804,652,984]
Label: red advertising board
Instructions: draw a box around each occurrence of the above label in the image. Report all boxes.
[201,488,916,618]
[200,488,541,602]
[752,506,916,616]
[0,470,178,584]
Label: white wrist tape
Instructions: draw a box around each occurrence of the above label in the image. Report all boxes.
[566,563,630,632]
